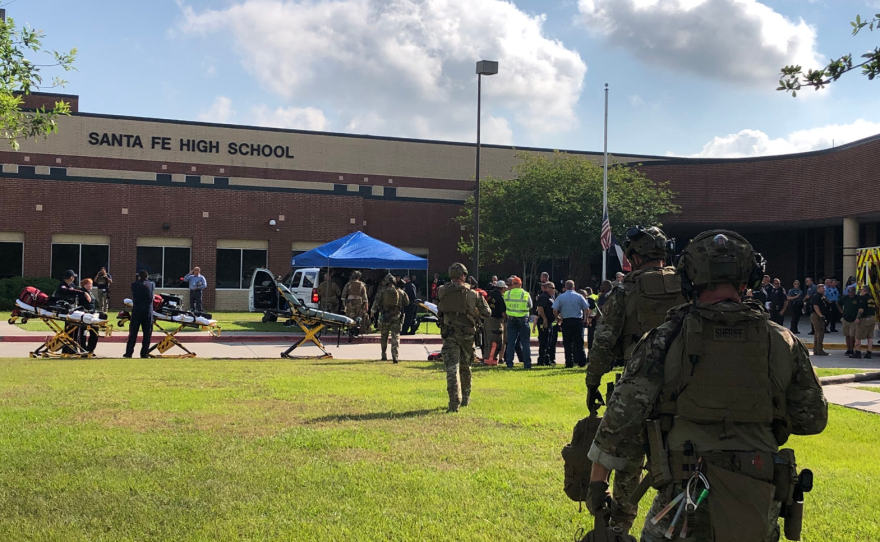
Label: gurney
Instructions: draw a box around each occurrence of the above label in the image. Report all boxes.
[8,298,112,358]
[117,294,220,358]
[275,284,360,359]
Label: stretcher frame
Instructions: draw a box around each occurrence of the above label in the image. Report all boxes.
[275,284,359,359]
[116,313,221,359]
[8,311,113,359]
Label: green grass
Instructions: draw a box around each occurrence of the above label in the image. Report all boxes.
[815,368,874,378]
[856,386,880,394]
[0,358,876,541]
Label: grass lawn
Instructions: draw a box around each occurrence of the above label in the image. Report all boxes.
[0,358,877,541]
[856,386,880,394]
[814,368,875,378]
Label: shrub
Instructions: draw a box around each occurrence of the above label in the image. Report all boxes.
[0,277,60,310]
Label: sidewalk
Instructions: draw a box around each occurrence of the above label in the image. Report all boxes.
[823,384,880,415]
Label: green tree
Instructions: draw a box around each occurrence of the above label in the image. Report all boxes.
[457,151,679,286]
[778,14,879,96]
[0,14,77,149]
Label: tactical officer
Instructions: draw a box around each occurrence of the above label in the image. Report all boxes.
[585,226,684,532]
[437,263,490,412]
[317,272,341,313]
[342,271,369,334]
[371,274,409,363]
[587,230,827,542]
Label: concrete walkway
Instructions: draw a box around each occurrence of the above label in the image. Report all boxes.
[823,384,880,415]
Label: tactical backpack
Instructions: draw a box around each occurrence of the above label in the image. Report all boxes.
[562,413,603,503]
[621,267,685,358]
[382,287,401,314]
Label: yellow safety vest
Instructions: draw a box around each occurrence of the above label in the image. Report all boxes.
[504,288,530,317]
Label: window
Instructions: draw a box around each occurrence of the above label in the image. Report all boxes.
[0,242,23,279]
[136,246,190,288]
[216,248,267,289]
[51,243,109,282]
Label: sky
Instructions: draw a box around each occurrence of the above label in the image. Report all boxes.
[10,0,880,157]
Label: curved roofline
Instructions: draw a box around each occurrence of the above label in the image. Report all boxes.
[70,111,880,165]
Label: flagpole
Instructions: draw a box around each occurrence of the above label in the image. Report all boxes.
[602,83,609,280]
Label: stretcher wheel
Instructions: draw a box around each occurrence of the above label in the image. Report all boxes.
[21,318,28,324]
[262,313,277,323]
[7,318,14,325]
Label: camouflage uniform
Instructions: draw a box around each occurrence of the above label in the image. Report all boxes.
[588,231,828,542]
[317,279,341,313]
[372,276,409,362]
[342,277,369,333]
[585,227,684,533]
[438,263,490,412]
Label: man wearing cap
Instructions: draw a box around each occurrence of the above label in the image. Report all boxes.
[854,285,876,359]
[438,263,490,412]
[55,269,91,306]
[838,285,860,356]
[502,276,533,369]
[124,270,156,359]
[483,280,507,364]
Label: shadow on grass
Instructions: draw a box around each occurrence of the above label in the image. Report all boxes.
[307,408,441,423]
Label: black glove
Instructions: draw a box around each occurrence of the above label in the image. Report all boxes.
[587,385,605,413]
[586,480,612,517]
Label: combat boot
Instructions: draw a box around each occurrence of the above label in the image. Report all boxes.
[461,395,470,407]
[447,404,459,413]
[866,351,873,359]
[381,352,388,361]
[845,349,853,356]
[852,350,862,359]
[393,358,399,364]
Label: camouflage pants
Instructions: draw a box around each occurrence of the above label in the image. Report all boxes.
[319,298,339,313]
[609,464,640,533]
[641,485,781,542]
[441,328,475,410]
[380,314,402,360]
[345,301,368,333]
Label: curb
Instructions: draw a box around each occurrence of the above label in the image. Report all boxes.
[0,333,542,346]
[819,371,880,386]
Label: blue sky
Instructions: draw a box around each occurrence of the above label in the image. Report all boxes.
[11,0,880,157]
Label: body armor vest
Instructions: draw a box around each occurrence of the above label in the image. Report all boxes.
[621,267,685,359]
[438,283,476,328]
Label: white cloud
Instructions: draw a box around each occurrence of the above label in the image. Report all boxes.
[577,0,821,86]
[691,119,880,157]
[198,96,235,123]
[628,95,645,107]
[177,0,587,143]
[251,104,328,131]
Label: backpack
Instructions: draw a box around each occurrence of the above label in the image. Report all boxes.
[152,294,164,312]
[382,287,401,312]
[561,414,603,503]
[19,286,49,308]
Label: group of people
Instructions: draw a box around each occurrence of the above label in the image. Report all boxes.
[746,275,877,358]
[433,226,830,542]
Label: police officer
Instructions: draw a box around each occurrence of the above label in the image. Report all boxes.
[342,271,369,334]
[585,226,684,532]
[317,272,341,313]
[371,274,409,363]
[587,230,828,542]
[438,263,490,412]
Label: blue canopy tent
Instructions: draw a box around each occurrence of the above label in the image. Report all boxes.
[291,232,428,270]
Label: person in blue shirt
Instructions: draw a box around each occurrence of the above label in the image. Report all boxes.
[125,270,156,359]
[552,280,589,368]
[184,267,208,313]
[824,278,840,332]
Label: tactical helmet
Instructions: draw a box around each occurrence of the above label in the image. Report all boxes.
[623,225,670,261]
[382,273,395,285]
[351,270,362,280]
[448,262,468,279]
[677,230,765,292]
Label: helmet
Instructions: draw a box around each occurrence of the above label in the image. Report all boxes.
[677,230,765,293]
[624,225,670,261]
[448,262,468,279]
[350,270,362,280]
[382,273,395,285]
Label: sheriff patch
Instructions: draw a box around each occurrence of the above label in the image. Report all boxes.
[713,326,746,341]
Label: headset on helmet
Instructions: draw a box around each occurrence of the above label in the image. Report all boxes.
[624,225,672,261]
[676,229,765,300]
[448,262,468,279]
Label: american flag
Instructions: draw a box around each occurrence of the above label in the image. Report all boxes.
[600,211,612,251]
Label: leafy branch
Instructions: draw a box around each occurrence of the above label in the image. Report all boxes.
[777,14,879,96]
[0,15,77,148]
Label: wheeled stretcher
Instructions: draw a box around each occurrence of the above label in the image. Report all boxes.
[276,284,359,359]
[117,294,220,358]
[8,299,112,358]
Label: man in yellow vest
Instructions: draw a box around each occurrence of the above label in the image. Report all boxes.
[503,276,533,369]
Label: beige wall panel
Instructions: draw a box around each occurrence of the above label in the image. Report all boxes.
[67,167,157,181]
[137,236,192,247]
[0,232,25,242]
[292,241,322,251]
[14,116,658,182]
[395,187,469,201]
[215,289,249,311]
[217,239,269,249]
[230,177,333,191]
[52,234,110,244]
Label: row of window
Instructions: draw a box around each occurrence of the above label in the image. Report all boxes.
[0,242,267,290]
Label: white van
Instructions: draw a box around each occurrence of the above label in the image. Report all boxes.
[249,267,320,319]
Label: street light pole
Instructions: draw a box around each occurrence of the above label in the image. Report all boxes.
[474,60,498,283]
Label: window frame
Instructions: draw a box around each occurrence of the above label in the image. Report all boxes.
[136,245,192,289]
[50,242,110,282]
[0,241,24,279]
[215,247,267,290]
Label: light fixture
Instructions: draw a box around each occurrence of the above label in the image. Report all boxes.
[269,219,277,226]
